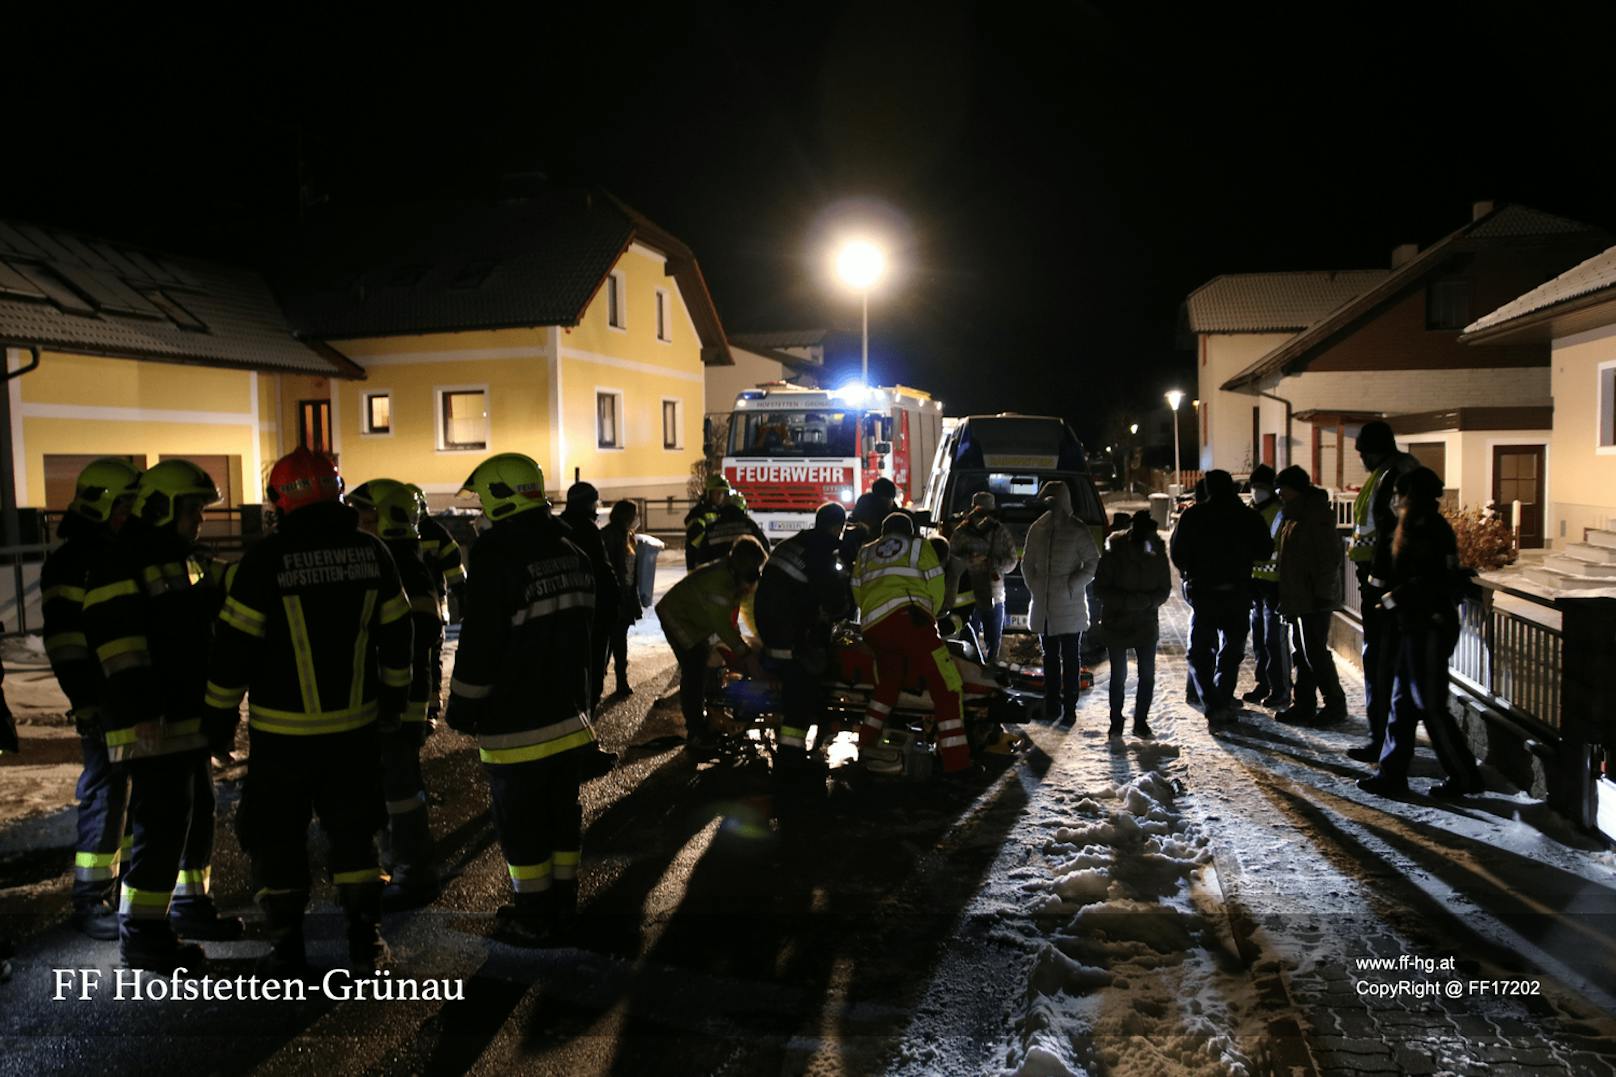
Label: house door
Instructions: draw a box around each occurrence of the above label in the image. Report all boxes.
[1261,434,1276,469]
[1492,444,1545,550]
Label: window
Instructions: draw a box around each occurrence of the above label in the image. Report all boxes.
[1426,277,1472,330]
[606,272,625,329]
[597,391,623,449]
[656,289,671,342]
[439,389,488,451]
[1601,361,1616,451]
[662,399,682,449]
[299,400,332,453]
[362,391,392,435]
[728,410,857,458]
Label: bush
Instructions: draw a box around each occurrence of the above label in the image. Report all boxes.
[1444,506,1517,571]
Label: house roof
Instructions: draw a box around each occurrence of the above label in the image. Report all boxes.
[1183,270,1388,333]
[272,189,733,365]
[1461,243,1616,343]
[729,328,835,351]
[1221,204,1604,391]
[729,340,823,375]
[0,220,355,377]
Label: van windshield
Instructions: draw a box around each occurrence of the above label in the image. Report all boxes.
[729,410,857,458]
[945,470,1105,526]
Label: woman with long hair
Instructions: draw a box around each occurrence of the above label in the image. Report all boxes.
[1357,468,1484,798]
[600,499,643,696]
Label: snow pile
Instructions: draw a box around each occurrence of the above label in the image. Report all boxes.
[1000,742,1265,1077]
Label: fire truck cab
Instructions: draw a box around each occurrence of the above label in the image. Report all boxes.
[723,383,944,542]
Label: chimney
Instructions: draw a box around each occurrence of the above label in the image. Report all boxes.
[1472,199,1496,221]
[1391,243,1418,268]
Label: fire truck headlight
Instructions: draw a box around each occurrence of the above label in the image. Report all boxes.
[839,487,855,503]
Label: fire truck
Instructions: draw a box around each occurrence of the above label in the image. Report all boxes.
[722,383,944,541]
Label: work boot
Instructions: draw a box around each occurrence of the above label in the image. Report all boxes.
[614,677,633,697]
[1346,743,1382,764]
[1274,705,1316,725]
[1356,773,1409,798]
[1240,687,1270,705]
[494,892,553,947]
[578,743,618,780]
[1429,776,1484,800]
[549,880,579,944]
[255,890,309,977]
[1132,718,1155,739]
[339,880,389,973]
[70,901,120,941]
[171,896,246,941]
[1310,701,1349,726]
[1107,713,1124,738]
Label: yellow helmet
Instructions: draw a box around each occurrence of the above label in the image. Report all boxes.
[372,482,421,539]
[459,453,548,520]
[405,482,430,516]
[69,457,141,523]
[347,477,405,511]
[705,473,732,494]
[134,459,220,526]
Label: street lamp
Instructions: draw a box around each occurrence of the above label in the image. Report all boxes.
[1165,390,1185,493]
[836,240,886,384]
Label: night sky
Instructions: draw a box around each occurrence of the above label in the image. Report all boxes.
[7,4,1614,446]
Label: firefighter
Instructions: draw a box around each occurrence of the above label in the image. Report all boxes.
[82,459,239,971]
[410,483,465,723]
[447,453,597,946]
[684,474,732,569]
[353,479,445,908]
[851,513,969,774]
[754,502,849,779]
[43,458,139,939]
[689,490,769,569]
[656,536,768,757]
[205,448,414,974]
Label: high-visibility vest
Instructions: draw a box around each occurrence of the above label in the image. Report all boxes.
[1349,466,1387,563]
[852,534,945,629]
[1252,499,1282,582]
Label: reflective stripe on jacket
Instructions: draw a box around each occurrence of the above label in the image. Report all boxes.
[1349,467,1384,563]
[656,561,748,653]
[851,534,944,629]
[1252,498,1282,582]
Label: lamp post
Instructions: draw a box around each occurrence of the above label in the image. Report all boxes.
[836,240,886,384]
[1128,422,1139,492]
[1165,390,1185,493]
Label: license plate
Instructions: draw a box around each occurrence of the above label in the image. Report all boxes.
[769,520,810,532]
[1007,614,1030,631]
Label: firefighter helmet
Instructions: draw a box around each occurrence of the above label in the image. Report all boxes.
[704,473,731,494]
[372,482,421,539]
[725,491,749,512]
[459,453,548,520]
[347,477,405,511]
[405,482,430,515]
[69,457,141,523]
[134,459,220,526]
[266,447,344,516]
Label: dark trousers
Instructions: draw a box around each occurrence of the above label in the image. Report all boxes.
[238,728,383,907]
[969,603,1006,663]
[1187,591,1250,711]
[118,751,205,949]
[1249,585,1291,705]
[589,615,612,712]
[1289,611,1345,713]
[1377,627,1480,785]
[380,725,431,880]
[1107,640,1157,720]
[609,623,630,688]
[676,643,713,738]
[764,652,824,773]
[73,733,129,908]
[486,750,583,897]
[1359,577,1399,747]
[1041,631,1083,721]
[172,755,217,915]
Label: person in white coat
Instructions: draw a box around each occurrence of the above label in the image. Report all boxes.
[1021,480,1100,726]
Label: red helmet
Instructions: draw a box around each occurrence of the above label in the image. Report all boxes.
[267,447,344,516]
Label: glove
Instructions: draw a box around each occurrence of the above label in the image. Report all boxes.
[937,612,961,638]
[444,695,479,735]
[71,707,103,739]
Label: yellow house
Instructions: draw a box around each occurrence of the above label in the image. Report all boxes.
[273,190,732,506]
[0,220,357,532]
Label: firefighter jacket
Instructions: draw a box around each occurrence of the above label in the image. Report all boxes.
[1251,497,1282,583]
[687,503,769,568]
[684,501,722,569]
[446,511,596,764]
[755,529,846,655]
[81,517,217,763]
[656,562,749,655]
[1350,450,1420,584]
[386,537,446,726]
[206,501,413,739]
[41,512,115,724]
[418,513,467,607]
[852,533,945,629]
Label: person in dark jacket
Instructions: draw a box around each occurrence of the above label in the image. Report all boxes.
[447,453,598,946]
[1358,468,1484,799]
[599,500,643,697]
[1094,511,1171,738]
[561,482,618,711]
[1243,464,1291,711]
[1271,467,1348,725]
[685,474,732,570]
[410,484,465,723]
[948,491,1018,662]
[755,502,849,778]
[1169,469,1273,724]
[689,492,770,569]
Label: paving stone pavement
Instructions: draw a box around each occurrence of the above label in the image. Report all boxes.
[1071,592,1616,1075]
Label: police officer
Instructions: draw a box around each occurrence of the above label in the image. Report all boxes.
[352,479,446,908]
[1242,465,1291,710]
[1348,421,1421,762]
[685,474,732,569]
[82,459,238,971]
[852,513,969,774]
[410,483,465,723]
[755,502,849,780]
[205,448,414,974]
[690,491,769,569]
[43,458,139,939]
[447,453,598,946]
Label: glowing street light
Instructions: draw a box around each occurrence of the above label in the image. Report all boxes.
[1165,390,1185,492]
[836,240,886,384]
[1129,423,1139,436]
